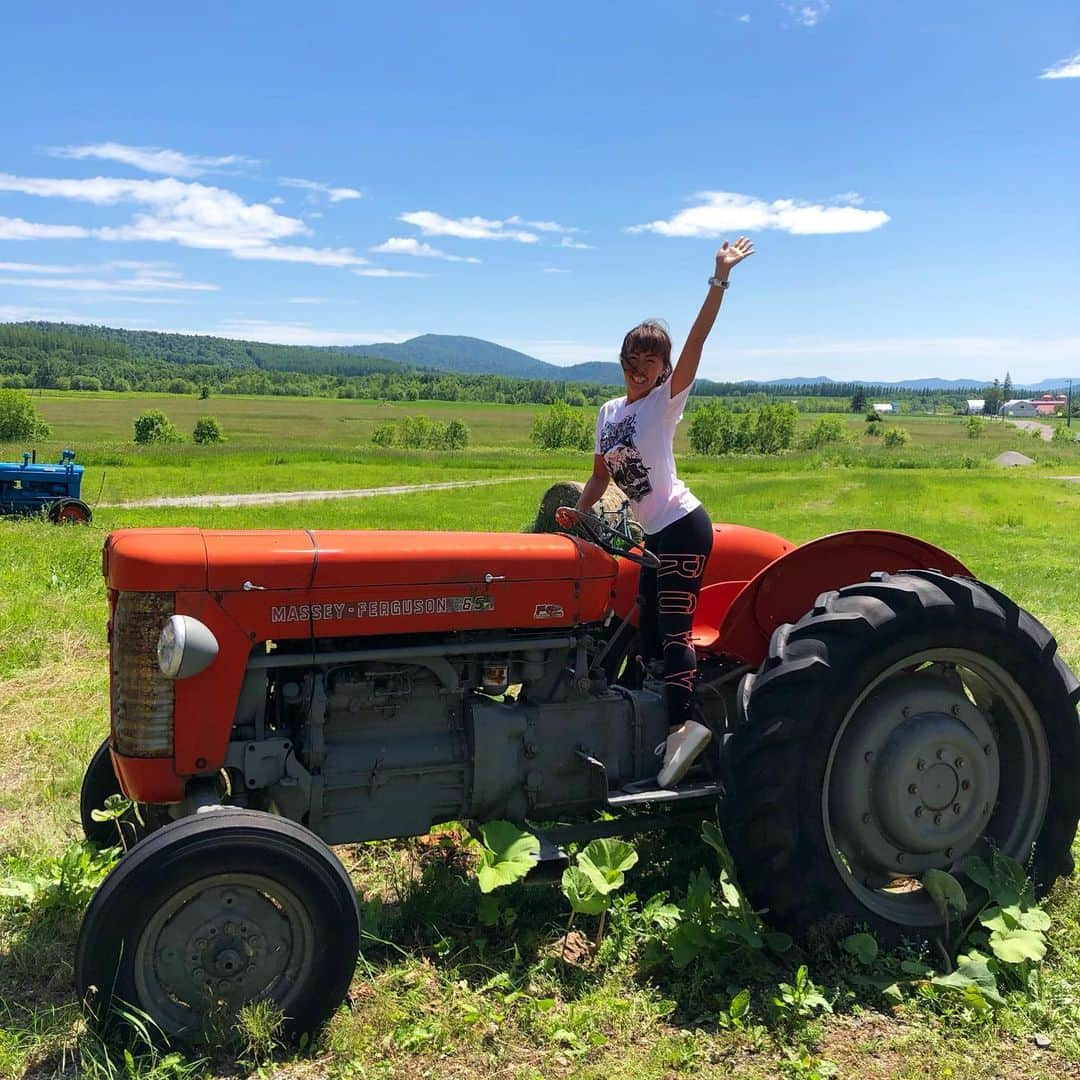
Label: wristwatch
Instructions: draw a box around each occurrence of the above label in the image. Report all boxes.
[708,276,730,289]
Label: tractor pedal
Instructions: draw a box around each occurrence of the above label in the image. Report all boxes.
[608,778,724,807]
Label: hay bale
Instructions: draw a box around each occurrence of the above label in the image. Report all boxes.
[530,480,636,534]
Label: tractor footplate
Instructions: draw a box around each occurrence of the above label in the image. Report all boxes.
[608,779,724,806]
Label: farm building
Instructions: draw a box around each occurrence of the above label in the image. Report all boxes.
[1001,400,1037,417]
[1033,394,1067,416]
[966,399,985,414]
[871,402,894,414]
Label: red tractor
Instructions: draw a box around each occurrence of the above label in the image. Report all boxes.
[76,508,1080,1041]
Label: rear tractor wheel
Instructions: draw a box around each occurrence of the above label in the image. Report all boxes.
[76,809,360,1044]
[723,570,1080,939]
[49,498,92,525]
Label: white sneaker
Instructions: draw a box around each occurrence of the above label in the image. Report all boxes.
[656,720,712,789]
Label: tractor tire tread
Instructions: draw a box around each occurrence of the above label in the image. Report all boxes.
[723,570,1080,940]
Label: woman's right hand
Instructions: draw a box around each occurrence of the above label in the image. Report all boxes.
[715,236,755,276]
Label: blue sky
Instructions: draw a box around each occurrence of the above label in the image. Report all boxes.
[1,1,1077,382]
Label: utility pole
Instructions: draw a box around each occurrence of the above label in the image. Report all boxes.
[1068,379,1073,429]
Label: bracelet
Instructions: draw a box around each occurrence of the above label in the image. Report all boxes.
[708,276,730,289]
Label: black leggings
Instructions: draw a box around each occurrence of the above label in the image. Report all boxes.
[638,505,714,730]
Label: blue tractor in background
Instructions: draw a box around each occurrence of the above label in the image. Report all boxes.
[0,449,92,523]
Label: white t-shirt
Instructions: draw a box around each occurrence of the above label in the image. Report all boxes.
[594,381,701,535]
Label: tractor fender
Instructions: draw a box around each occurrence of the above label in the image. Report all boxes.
[713,529,971,665]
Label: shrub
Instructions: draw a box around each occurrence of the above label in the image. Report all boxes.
[398,414,437,448]
[967,416,984,439]
[445,418,470,450]
[798,415,847,450]
[1052,424,1075,443]
[192,415,224,444]
[531,400,594,451]
[882,426,910,449]
[371,422,396,447]
[69,375,102,391]
[133,409,181,445]
[0,389,51,441]
[166,378,196,395]
[689,401,797,455]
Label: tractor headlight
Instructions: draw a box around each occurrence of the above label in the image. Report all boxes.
[157,615,219,679]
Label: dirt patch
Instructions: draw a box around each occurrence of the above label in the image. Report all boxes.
[994,450,1036,467]
[104,475,550,509]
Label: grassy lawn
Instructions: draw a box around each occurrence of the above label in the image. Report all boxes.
[1,402,1079,1078]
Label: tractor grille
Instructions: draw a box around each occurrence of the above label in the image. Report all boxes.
[111,591,175,757]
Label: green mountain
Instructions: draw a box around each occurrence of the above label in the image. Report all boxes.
[334,334,565,379]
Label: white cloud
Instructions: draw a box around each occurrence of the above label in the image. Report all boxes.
[48,142,256,177]
[627,190,890,236]
[506,216,580,235]
[229,244,367,267]
[503,338,609,365]
[399,210,539,243]
[559,236,594,249]
[352,268,430,278]
[783,2,830,27]
[287,296,327,304]
[739,335,1080,360]
[267,196,285,205]
[280,177,363,202]
[0,271,217,293]
[737,13,751,23]
[370,237,481,263]
[1039,52,1080,79]
[0,172,369,267]
[214,320,419,346]
[0,260,91,273]
[0,215,90,240]
[541,267,570,273]
[0,305,160,325]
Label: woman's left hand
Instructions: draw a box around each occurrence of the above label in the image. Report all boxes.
[716,236,754,275]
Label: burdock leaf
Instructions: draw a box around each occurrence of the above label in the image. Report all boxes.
[561,866,609,915]
[988,928,1046,965]
[923,868,967,917]
[841,932,879,966]
[475,821,540,893]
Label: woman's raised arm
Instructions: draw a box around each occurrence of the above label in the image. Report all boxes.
[669,237,754,398]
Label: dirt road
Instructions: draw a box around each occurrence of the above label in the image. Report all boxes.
[1008,419,1054,441]
[105,475,550,509]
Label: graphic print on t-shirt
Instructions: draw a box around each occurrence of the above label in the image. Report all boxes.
[600,414,653,500]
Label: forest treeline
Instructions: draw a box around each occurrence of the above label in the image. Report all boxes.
[0,322,999,410]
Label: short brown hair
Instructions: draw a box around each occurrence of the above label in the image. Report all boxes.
[620,319,672,385]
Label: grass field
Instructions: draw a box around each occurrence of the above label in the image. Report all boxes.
[1,394,1079,1078]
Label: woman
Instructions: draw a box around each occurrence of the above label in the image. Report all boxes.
[575,237,754,788]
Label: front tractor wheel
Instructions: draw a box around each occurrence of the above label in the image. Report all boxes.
[80,738,170,847]
[723,570,1080,939]
[76,809,360,1044]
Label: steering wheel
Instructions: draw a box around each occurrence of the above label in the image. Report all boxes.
[554,506,661,569]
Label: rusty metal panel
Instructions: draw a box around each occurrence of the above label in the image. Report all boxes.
[111,591,175,757]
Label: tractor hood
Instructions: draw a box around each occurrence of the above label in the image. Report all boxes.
[104,528,618,593]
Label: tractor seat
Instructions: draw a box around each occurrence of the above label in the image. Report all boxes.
[692,581,745,652]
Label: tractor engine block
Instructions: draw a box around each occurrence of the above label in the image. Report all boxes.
[246,647,668,844]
